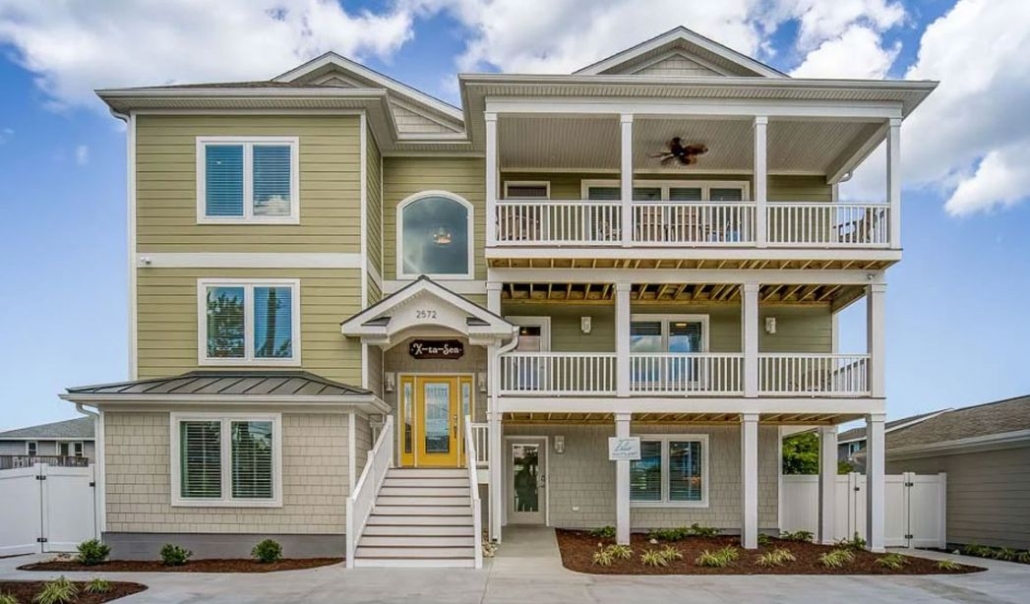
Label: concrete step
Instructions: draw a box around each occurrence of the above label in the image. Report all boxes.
[359,535,475,548]
[352,557,475,568]
[379,486,470,497]
[372,505,471,516]
[366,514,473,526]
[356,546,476,559]
[363,524,475,537]
[376,495,469,506]
[382,477,468,488]
[387,468,467,478]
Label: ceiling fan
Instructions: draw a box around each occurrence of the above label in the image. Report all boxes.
[650,137,708,166]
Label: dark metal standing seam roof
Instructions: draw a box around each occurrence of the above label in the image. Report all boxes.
[66,371,371,397]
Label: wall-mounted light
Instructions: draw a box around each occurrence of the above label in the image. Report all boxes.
[580,316,592,334]
[384,372,395,393]
[765,317,777,335]
[139,256,152,266]
[477,372,487,393]
[555,435,565,454]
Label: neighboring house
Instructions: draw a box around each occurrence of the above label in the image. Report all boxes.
[0,417,95,468]
[837,409,950,464]
[63,26,936,566]
[883,396,1030,550]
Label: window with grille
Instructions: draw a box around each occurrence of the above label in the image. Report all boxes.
[197,137,298,222]
[630,435,708,506]
[200,280,299,365]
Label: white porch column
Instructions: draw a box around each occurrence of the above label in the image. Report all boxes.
[615,282,631,397]
[740,413,759,549]
[818,425,838,544]
[866,283,886,398]
[485,112,499,247]
[615,412,632,545]
[887,117,902,249]
[742,283,760,398]
[486,281,502,314]
[753,116,768,247]
[865,413,886,552]
[620,114,633,247]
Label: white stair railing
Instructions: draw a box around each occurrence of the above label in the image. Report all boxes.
[470,422,489,467]
[464,415,483,570]
[345,415,394,568]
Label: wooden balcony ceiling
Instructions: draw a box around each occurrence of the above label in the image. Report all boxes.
[488,257,894,271]
[503,412,862,426]
[501,281,865,309]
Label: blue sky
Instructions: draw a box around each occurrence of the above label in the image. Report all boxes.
[1,0,1029,430]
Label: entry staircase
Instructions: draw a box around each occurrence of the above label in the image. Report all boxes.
[353,468,478,567]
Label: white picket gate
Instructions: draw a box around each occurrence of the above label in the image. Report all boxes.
[0,464,98,555]
[781,472,946,548]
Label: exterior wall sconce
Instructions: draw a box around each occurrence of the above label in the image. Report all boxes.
[580,316,592,334]
[477,372,487,393]
[555,435,565,454]
[765,317,777,335]
[384,372,395,393]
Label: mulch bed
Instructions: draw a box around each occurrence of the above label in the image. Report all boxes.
[19,558,342,573]
[0,580,146,603]
[556,530,985,575]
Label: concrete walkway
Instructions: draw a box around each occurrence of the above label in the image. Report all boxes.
[2,530,1029,603]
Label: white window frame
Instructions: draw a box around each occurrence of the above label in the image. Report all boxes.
[503,181,551,199]
[197,278,302,366]
[630,314,710,352]
[196,136,300,224]
[505,316,552,352]
[26,441,37,456]
[170,412,283,508]
[73,442,84,458]
[630,434,709,508]
[396,190,476,280]
[581,179,750,202]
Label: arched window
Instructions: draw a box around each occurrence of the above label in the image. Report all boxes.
[398,192,473,278]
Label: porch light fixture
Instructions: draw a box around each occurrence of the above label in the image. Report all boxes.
[580,316,592,334]
[765,317,777,335]
[477,372,487,393]
[384,372,395,393]
[555,435,565,454]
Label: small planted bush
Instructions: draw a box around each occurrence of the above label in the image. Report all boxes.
[660,544,683,561]
[75,539,110,566]
[936,559,962,571]
[251,539,283,564]
[757,533,772,547]
[84,578,112,594]
[993,547,1017,562]
[607,544,633,561]
[647,527,689,542]
[592,547,615,567]
[0,591,18,604]
[836,532,867,551]
[689,523,720,538]
[160,543,193,567]
[33,576,78,604]
[962,543,989,557]
[695,546,738,568]
[1018,551,1030,564]
[819,548,855,569]
[756,548,796,567]
[779,530,813,543]
[640,549,669,567]
[589,526,616,540]
[876,553,910,570]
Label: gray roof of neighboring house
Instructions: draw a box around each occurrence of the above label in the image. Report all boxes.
[0,417,95,440]
[886,395,1030,449]
[66,370,370,397]
[838,408,950,443]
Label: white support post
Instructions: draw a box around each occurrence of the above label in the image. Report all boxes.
[486,281,502,314]
[865,413,886,552]
[488,409,503,542]
[615,412,631,545]
[866,283,886,398]
[740,413,759,549]
[887,117,901,249]
[754,116,768,247]
[486,112,499,247]
[615,282,631,397]
[620,114,633,247]
[742,283,760,398]
[818,425,838,544]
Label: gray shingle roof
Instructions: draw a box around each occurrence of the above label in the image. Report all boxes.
[886,395,1030,449]
[67,370,370,397]
[0,417,94,440]
[838,408,949,442]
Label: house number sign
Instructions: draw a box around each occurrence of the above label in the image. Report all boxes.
[409,339,464,360]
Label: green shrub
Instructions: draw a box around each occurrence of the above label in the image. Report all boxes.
[251,539,283,563]
[819,548,855,569]
[75,539,110,566]
[994,547,1017,562]
[33,577,78,604]
[160,543,192,566]
[84,578,111,594]
[647,527,689,542]
[640,549,669,567]
[660,544,683,561]
[592,547,615,567]
[756,548,796,567]
[607,544,633,561]
[689,523,720,538]
[695,550,730,568]
[1017,551,1030,564]
[779,530,813,543]
[962,543,989,558]
[876,553,909,570]
[836,532,867,551]
[936,559,962,571]
[757,533,772,547]
[0,591,18,604]
[589,526,616,540]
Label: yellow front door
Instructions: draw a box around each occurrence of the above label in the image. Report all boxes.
[417,376,460,467]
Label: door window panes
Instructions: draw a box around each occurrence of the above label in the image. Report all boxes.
[710,188,744,201]
[423,383,452,454]
[630,440,663,502]
[512,443,540,512]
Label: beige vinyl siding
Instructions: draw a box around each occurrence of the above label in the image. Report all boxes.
[383,158,486,280]
[366,126,383,274]
[502,302,832,353]
[104,411,349,534]
[136,115,361,253]
[136,268,362,384]
[367,274,382,304]
[887,446,1030,550]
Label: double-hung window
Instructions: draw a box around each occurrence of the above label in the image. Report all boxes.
[171,413,282,507]
[199,279,300,365]
[630,435,708,507]
[197,137,299,223]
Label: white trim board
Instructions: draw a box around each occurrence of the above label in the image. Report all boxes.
[487,267,884,286]
[137,253,363,269]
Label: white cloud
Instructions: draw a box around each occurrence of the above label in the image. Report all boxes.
[0,0,415,109]
[944,144,1030,216]
[775,0,905,50]
[790,25,899,79]
[75,144,89,166]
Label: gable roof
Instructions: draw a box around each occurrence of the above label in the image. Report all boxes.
[0,417,94,441]
[575,26,786,78]
[886,395,1030,451]
[838,408,952,443]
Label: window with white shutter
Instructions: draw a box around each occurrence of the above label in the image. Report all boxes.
[231,421,274,499]
[197,137,298,223]
[199,280,300,365]
[180,421,223,499]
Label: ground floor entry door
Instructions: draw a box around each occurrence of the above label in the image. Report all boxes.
[506,438,547,525]
[399,375,473,468]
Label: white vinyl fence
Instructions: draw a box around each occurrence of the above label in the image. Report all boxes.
[0,464,98,555]
[781,472,946,548]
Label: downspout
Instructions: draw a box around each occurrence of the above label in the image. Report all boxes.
[76,402,103,538]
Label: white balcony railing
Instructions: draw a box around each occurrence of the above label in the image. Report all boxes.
[629,353,744,395]
[470,422,489,467]
[492,201,890,248]
[759,354,871,396]
[499,352,617,395]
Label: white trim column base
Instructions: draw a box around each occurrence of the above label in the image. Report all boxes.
[615,412,631,545]
[865,413,886,553]
[740,413,759,549]
[818,425,837,545]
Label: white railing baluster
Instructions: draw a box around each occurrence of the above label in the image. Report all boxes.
[758,354,871,396]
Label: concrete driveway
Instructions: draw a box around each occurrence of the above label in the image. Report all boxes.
[2,529,1029,603]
